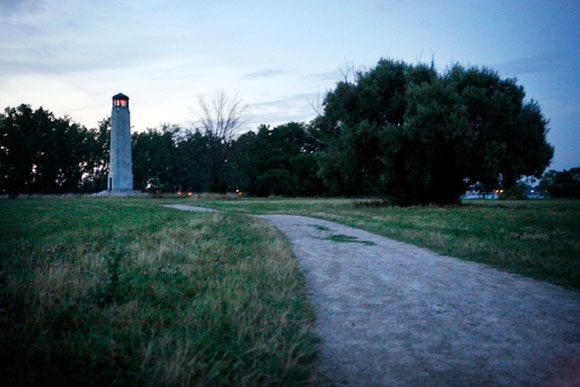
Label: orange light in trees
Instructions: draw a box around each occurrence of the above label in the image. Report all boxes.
[187,192,193,197]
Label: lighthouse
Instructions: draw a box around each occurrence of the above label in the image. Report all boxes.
[108,93,133,191]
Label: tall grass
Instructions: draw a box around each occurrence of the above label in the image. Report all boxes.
[0,198,318,385]
[192,198,580,289]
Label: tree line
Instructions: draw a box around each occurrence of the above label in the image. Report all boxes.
[1,59,559,204]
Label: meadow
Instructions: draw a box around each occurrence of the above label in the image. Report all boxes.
[2,196,578,385]
[0,198,318,385]
[194,197,580,289]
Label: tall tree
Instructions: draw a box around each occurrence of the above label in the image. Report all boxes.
[231,122,322,196]
[383,80,473,205]
[132,125,180,191]
[0,104,97,194]
[538,167,580,198]
[316,60,437,196]
[314,59,553,205]
[193,91,248,192]
[173,129,211,192]
[80,117,110,192]
[446,66,553,191]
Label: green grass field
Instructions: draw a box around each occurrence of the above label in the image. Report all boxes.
[2,196,578,384]
[192,197,580,289]
[0,198,319,385]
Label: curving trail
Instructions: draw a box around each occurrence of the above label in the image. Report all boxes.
[165,205,580,386]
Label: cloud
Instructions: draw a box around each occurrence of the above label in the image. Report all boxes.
[241,69,286,79]
[419,19,431,31]
[0,0,44,17]
[252,92,321,109]
[306,70,341,82]
[247,92,322,127]
[0,59,90,76]
[372,0,424,13]
[495,52,579,76]
[249,111,315,128]
[557,102,580,115]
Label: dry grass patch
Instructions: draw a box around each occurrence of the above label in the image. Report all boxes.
[0,198,319,385]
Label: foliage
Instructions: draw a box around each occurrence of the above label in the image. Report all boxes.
[79,117,110,192]
[132,124,180,191]
[194,91,248,192]
[499,182,529,200]
[541,168,580,198]
[316,120,387,196]
[447,66,554,191]
[1,59,554,201]
[383,80,472,205]
[0,198,319,385]
[315,59,553,205]
[232,122,322,196]
[0,104,107,194]
[538,167,580,198]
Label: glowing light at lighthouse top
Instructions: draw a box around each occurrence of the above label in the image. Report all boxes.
[112,92,129,108]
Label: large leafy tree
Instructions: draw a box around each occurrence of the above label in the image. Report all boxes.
[0,104,100,194]
[315,60,437,196]
[315,58,553,205]
[383,80,473,205]
[132,125,181,191]
[80,117,110,192]
[173,129,211,192]
[447,66,553,191]
[132,125,211,192]
[232,122,322,196]
[0,104,43,194]
[538,167,580,198]
[194,91,248,192]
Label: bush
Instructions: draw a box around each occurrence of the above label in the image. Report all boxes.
[499,183,528,200]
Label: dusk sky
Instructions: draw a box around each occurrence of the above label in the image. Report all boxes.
[1,0,578,170]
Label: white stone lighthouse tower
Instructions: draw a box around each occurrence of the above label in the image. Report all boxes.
[108,93,133,191]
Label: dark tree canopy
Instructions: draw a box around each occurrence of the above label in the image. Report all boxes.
[315,58,554,205]
[194,91,248,193]
[0,104,107,194]
[538,168,580,198]
[232,122,322,196]
[1,59,554,204]
[446,66,553,191]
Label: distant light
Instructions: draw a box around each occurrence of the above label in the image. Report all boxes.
[531,189,534,193]
[178,191,182,195]
[187,192,193,197]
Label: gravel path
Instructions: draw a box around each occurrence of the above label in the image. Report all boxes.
[259,215,580,387]
[164,205,580,386]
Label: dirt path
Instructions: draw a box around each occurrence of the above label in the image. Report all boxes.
[164,205,580,386]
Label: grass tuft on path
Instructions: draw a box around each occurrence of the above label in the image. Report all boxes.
[0,198,318,385]
[322,234,375,246]
[191,198,580,289]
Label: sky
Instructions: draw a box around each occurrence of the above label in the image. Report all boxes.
[1,0,579,170]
